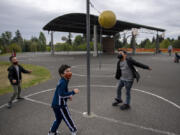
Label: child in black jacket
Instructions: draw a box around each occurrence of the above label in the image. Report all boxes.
[7,56,32,108]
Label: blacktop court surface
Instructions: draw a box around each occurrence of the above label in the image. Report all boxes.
[0,52,180,135]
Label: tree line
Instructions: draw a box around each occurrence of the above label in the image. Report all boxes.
[115,35,180,49]
[0,30,180,54]
[0,30,47,54]
[54,33,101,51]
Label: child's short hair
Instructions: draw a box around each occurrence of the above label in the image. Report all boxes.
[58,64,71,75]
[9,56,16,62]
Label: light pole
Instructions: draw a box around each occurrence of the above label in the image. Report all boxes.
[51,31,54,56]
[86,0,91,116]
[156,32,159,54]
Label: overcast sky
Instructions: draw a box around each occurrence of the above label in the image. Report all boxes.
[0,0,180,43]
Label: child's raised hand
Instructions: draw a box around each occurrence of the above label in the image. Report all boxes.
[73,89,79,94]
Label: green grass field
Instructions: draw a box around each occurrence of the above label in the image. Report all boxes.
[0,61,51,95]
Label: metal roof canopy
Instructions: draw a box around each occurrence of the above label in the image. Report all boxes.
[43,13,165,35]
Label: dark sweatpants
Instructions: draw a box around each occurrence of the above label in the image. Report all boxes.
[50,106,77,133]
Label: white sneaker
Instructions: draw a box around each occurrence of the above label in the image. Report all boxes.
[48,131,60,135]
[71,132,77,135]
[55,131,60,135]
[48,131,54,135]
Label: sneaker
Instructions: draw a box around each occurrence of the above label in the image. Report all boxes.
[16,97,24,100]
[48,131,60,135]
[71,132,77,135]
[7,102,12,109]
[120,104,130,110]
[112,98,123,106]
[48,131,54,135]
[55,131,60,135]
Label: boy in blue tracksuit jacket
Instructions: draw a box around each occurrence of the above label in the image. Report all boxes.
[49,65,79,135]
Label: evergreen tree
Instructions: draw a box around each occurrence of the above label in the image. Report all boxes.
[73,35,83,46]
[1,31,12,46]
[23,40,31,52]
[13,30,24,51]
[67,32,72,45]
[38,32,46,51]
[13,30,23,43]
[152,36,156,43]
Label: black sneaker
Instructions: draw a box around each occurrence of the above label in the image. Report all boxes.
[16,97,24,100]
[7,102,12,109]
[120,104,130,110]
[112,98,123,106]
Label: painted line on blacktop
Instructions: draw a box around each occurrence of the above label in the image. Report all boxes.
[0,89,54,109]
[1,85,179,110]
[133,88,180,110]
[0,99,18,109]
[24,97,178,135]
[0,85,179,135]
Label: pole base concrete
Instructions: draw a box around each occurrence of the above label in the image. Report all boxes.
[83,112,96,118]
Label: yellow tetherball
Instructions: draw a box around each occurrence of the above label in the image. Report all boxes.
[98,10,116,29]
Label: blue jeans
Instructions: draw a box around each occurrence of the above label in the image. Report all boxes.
[116,79,134,105]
